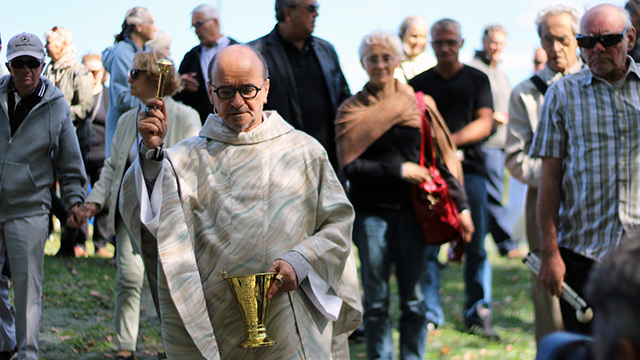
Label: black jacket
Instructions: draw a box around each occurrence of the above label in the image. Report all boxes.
[174,37,239,124]
[249,27,350,169]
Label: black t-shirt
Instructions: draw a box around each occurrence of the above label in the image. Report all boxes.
[409,65,493,174]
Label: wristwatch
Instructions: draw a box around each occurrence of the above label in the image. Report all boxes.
[139,142,164,161]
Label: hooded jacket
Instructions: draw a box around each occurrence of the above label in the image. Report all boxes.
[44,53,95,142]
[0,75,86,220]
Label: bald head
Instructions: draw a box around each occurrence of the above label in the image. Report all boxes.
[581,4,632,33]
[207,45,271,132]
[579,3,635,82]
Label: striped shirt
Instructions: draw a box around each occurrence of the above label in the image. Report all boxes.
[530,58,640,261]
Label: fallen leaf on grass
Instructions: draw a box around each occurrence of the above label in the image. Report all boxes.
[441,345,451,355]
[51,327,59,333]
[60,335,72,341]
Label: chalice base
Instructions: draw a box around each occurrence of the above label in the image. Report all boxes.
[237,328,276,348]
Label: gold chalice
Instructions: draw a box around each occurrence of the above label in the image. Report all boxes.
[221,270,277,348]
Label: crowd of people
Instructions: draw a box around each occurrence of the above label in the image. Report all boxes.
[1,0,639,359]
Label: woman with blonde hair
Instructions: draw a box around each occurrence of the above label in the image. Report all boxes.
[71,52,201,360]
[336,29,472,359]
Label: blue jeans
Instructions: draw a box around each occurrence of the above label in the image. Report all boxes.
[462,172,492,325]
[354,210,428,360]
[481,147,517,254]
[423,245,444,326]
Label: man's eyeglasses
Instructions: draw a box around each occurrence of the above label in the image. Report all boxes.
[541,35,573,48]
[291,3,319,14]
[211,82,265,100]
[431,39,461,48]
[192,18,214,29]
[9,59,42,69]
[576,29,628,49]
[129,69,147,81]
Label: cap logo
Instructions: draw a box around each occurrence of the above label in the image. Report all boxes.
[20,35,30,43]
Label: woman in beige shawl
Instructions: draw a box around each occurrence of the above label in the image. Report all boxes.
[335,30,473,359]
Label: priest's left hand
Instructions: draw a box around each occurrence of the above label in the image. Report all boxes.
[267,260,298,299]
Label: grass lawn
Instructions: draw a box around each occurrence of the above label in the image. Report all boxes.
[23,226,536,359]
[348,243,537,359]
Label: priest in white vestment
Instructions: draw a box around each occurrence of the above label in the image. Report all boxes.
[119,44,362,359]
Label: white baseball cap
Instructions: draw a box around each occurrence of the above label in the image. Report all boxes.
[6,32,45,62]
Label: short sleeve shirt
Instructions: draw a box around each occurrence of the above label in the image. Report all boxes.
[409,65,493,174]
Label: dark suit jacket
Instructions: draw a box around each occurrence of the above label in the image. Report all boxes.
[174,37,239,124]
[249,27,351,169]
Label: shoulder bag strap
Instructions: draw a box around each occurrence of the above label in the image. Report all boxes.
[530,75,548,95]
[414,92,437,169]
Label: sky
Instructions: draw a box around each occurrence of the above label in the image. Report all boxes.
[0,0,629,91]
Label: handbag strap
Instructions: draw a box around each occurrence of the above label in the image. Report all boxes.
[414,92,437,169]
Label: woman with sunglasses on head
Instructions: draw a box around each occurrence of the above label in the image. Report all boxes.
[102,7,156,159]
[335,30,472,360]
[69,52,201,360]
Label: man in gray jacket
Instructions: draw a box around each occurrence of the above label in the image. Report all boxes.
[0,32,85,360]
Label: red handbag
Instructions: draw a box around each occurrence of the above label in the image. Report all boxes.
[410,92,463,245]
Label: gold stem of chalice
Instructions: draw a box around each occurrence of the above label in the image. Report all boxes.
[221,270,277,348]
[156,59,173,99]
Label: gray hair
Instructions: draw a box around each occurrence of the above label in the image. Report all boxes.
[483,24,507,38]
[399,16,427,39]
[191,4,219,19]
[581,4,632,31]
[115,6,153,42]
[45,26,76,58]
[208,44,270,84]
[430,18,461,39]
[535,5,581,36]
[146,30,172,58]
[358,29,403,60]
[275,0,304,22]
[586,240,640,360]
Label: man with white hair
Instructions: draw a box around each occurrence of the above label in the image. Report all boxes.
[174,4,238,124]
[505,4,584,344]
[0,32,85,360]
[44,26,95,258]
[531,3,640,334]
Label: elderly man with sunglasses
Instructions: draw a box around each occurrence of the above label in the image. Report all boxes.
[531,3,640,335]
[249,0,350,175]
[0,33,85,360]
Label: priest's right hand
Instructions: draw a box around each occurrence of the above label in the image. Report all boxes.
[139,98,168,149]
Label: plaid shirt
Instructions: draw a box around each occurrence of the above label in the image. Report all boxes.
[530,58,640,261]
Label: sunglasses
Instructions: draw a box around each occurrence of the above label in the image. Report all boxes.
[576,29,628,49]
[129,69,147,81]
[291,3,319,13]
[9,59,42,69]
